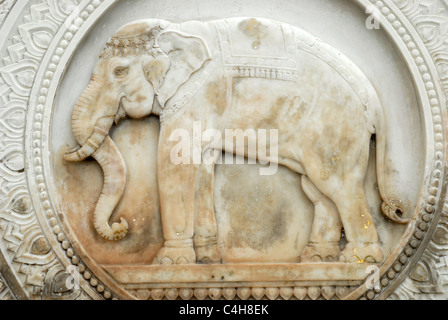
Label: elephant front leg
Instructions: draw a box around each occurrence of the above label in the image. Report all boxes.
[153,143,199,265]
[300,176,342,262]
[194,148,221,264]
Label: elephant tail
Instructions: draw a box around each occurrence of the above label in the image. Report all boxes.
[374,98,410,224]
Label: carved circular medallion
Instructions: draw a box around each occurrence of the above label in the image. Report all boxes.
[1,0,447,300]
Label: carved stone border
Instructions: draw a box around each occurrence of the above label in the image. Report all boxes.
[26,0,130,300]
[0,0,447,300]
[348,0,447,300]
[379,0,448,300]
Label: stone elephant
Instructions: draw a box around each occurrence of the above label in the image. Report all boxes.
[64,17,409,265]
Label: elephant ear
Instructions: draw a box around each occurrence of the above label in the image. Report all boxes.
[154,31,211,106]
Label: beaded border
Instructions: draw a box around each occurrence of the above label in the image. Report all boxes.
[354,0,446,300]
[27,0,117,300]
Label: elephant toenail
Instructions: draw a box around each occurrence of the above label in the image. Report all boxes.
[176,256,189,264]
[199,257,213,264]
[161,257,174,265]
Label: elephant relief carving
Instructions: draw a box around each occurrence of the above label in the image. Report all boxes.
[64,17,409,265]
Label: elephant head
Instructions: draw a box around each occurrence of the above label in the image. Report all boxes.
[64,19,211,240]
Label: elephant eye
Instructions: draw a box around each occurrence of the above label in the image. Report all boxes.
[114,66,129,78]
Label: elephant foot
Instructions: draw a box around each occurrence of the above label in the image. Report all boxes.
[194,236,221,264]
[339,242,383,263]
[300,242,341,262]
[195,244,221,264]
[194,235,221,264]
[152,240,196,265]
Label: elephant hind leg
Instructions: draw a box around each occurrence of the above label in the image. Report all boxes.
[300,176,342,262]
[330,180,384,263]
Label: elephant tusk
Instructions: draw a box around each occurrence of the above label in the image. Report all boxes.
[65,145,81,154]
[64,145,83,161]
[64,146,93,162]
[64,115,115,162]
[114,103,127,125]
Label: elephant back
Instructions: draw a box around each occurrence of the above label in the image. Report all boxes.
[213,17,299,81]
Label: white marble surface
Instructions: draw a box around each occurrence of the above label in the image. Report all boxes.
[52,0,423,265]
[0,0,446,300]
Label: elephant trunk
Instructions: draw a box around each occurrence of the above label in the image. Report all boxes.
[65,77,128,241]
[64,76,116,162]
[64,116,115,162]
[92,136,128,240]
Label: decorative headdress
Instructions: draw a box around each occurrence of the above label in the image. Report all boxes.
[100,25,166,58]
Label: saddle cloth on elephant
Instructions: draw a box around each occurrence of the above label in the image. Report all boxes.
[214,18,300,82]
